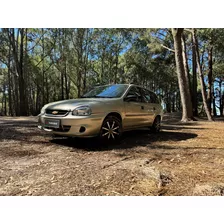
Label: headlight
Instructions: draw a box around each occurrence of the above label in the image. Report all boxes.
[72,106,92,116]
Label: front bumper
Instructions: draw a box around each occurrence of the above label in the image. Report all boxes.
[38,113,104,137]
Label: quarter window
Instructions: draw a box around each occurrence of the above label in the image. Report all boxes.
[141,89,151,103]
[150,92,160,104]
[141,89,159,104]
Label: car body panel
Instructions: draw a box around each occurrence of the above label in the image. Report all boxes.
[123,101,151,129]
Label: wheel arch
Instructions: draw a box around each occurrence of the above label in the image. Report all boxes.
[154,114,161,121]
[104,112,123,122]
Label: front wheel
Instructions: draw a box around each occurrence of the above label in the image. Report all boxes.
[99,116,122,142]
[151,116,161,133]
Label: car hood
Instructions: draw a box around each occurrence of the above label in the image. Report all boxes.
[45,98,118,111]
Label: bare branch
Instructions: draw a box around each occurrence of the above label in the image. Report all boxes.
[27,31,47,51]
[161,44,175,52]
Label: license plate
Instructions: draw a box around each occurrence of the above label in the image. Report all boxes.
[44,119,60,128]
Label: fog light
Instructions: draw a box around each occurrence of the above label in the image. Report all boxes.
[79,126,86,133]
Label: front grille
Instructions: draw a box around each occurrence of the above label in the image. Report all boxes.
[45,109,69,116]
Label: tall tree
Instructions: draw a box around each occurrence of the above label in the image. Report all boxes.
[192,28,213,121]
[172,28,193,122]
[7,28,28,116]
[192,33,198,116]
[181,32,193,119]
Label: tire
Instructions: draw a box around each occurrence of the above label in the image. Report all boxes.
[151,116,161,133]
[99,116,122,142]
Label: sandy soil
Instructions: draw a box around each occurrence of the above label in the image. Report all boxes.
[0,114,224,196]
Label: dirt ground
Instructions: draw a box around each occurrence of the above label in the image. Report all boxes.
[0,113,224,196]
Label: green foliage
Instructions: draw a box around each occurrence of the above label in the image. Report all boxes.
[1,28,224,116]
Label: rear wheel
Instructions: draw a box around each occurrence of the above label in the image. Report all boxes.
[151,116,161,133]
[99,116,122,142]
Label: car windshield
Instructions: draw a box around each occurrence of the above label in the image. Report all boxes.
[82,84,129,98]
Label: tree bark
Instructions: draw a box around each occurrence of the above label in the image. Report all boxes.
[18,28,27,115]
[83,29,90,93]
[220,80,223,116]
[207,46,213,114]
[192,29,213,121]
[172,28,193,122]
[181,33,193,118]
[7,43,12,116]
[212,85,217,116]
[7,28,27,116]
[192,34,198,116]
[222,93,224,116]
[42,28,46,105]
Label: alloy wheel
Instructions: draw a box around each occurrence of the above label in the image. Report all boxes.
[100,116,122,141]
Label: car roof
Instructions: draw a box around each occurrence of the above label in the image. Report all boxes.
[128,84,155,92]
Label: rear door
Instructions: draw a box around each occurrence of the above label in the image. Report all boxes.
[141,89,158,125]
[138,87,153,126]
[123,86,147,129]
[149,91,161,121]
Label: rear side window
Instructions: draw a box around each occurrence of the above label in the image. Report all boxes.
[141,88,159,104]
[150,92,160,104]
[141,88,151,103]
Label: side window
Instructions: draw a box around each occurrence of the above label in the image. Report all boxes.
[126,87,142,102]
[149,91,159,104]
[141,89,151,103]
[141,89,160,104]
[154,93,160,104]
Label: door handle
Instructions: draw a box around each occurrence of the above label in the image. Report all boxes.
[141,106,144,110]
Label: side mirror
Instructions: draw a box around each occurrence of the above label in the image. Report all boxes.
[124,94,138,102]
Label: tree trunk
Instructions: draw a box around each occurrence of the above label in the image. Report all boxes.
[7,44,12,116]
[42,28,46,105]
[65,63,69,99]
[83,29,89,93]
[212,85,217,116]
[14,70,19,116]
[222,93,224,116]
[8,28,27,116]
[172,28,193,122]
[207,46,213,114]
[3,78,7,115]
[181,33,193,118]
[61,72,64,100]
[60,29,64,100]
[192,34,198,116]
[192,29,213,121]
[220,80,223,116]
[24,28,29,115]
[18,28,27,116]
[100,50,104,83]
[36,85,40,114]
[114,51,119,84]
[76,29,86,97]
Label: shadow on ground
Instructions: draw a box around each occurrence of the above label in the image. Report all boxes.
[50,129,197,151]
[0,117,198,151]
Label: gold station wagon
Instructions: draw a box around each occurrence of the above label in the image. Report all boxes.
[38,84,163,141]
